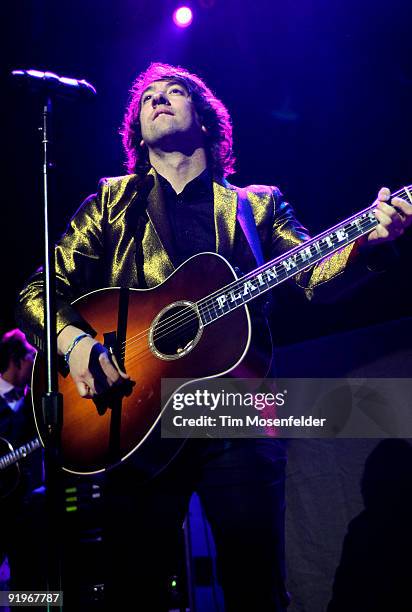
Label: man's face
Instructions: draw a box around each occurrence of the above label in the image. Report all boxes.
[139,79,202,148]
[16,349,35,388]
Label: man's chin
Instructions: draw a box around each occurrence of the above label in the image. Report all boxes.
[145,126,203,154]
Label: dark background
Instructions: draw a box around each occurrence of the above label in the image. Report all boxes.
[2,0,412,342]
[2,4,412,610]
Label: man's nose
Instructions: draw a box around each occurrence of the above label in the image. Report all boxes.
[152,91,170,106]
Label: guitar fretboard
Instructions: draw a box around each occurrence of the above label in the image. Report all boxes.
[198,183,411,324]
[0,438,41,470]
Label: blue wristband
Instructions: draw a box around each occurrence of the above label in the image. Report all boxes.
[64,333,90,365]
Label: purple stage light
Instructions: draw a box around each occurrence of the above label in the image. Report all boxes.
[173,6,193,28]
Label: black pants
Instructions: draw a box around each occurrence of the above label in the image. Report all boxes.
[104,438,289,611]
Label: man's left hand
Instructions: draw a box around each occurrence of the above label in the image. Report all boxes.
[367,187,412,244]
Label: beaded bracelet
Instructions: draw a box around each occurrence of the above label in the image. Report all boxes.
[64,333,90,365]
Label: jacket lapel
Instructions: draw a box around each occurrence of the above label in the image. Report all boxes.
[141,168,176,285]
[146,169,177,261]
[213,180,238,259]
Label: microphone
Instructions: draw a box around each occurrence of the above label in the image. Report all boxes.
[11,69,97,98]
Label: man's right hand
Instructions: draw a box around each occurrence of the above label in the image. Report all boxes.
[57,325,129,398]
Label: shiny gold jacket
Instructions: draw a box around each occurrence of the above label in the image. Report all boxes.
[17,168,362,348]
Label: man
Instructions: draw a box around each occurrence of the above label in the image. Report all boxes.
[17,63,412,610]
[0,329,36,456]
[0,329,45,593]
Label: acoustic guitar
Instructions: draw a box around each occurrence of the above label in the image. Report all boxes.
[31,186,411,476]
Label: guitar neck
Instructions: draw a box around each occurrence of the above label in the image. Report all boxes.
[0,437,42,470]
[199,185,412,324]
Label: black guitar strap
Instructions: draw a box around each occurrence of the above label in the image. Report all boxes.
[236,187,275,313]
[236,187,275,375]
[236,187,265,267]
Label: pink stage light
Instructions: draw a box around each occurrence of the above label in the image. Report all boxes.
[173,6,193,28]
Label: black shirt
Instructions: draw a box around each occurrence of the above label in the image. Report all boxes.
[158,169,216,266]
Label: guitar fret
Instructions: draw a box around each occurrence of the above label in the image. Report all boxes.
[200,305,213,325]
[210,299,219,319]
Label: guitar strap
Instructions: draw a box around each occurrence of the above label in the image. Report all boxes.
[236,187,265,267]
[236,188,275,376]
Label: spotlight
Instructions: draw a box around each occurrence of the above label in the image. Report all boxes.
[173,6,193,28]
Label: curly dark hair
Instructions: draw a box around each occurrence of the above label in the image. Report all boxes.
[121,62,235,179]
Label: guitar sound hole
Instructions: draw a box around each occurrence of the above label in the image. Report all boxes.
[151,302,202,359]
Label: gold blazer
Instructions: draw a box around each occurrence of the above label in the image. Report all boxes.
[17,168,363,348]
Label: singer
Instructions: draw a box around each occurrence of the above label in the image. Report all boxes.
[16,62,412,611]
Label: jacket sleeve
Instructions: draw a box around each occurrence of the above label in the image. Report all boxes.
[270,187,395,303]
[15,179,109,350]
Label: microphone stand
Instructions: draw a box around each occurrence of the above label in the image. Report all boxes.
[40,94,64,611]
[12,67,96,609]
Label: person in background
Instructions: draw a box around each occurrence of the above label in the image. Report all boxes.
[0,329,45,592]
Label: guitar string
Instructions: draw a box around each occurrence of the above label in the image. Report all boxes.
[129,183,410,350]
[155,185,409,322]
[0,439,40,469]
[111,185,408,362]
[119,217,380,368]
[119,215,378,363]
[119,186,409,355]
[117,213,378,362]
